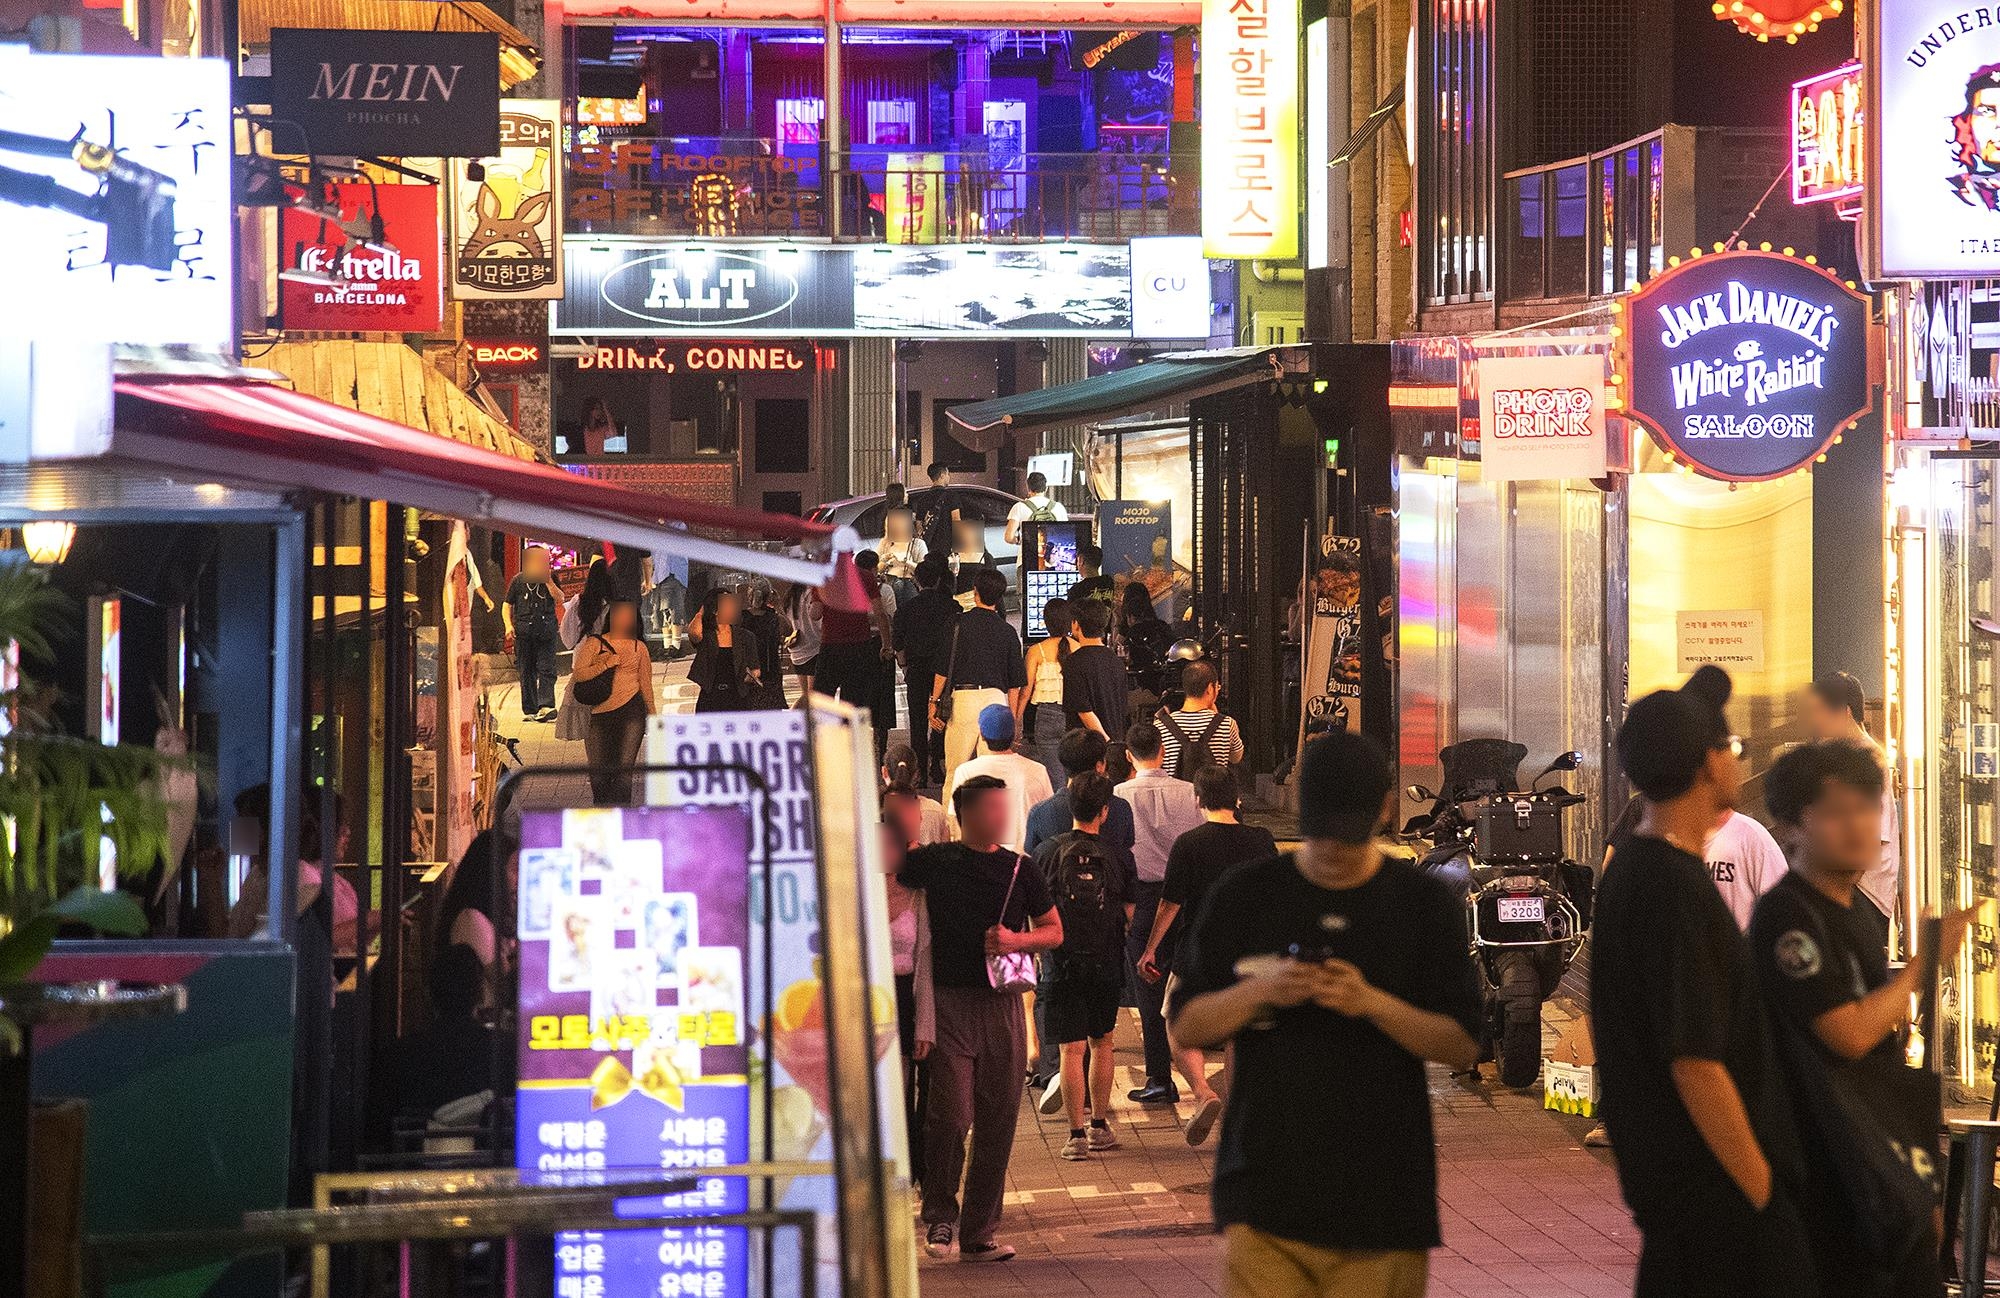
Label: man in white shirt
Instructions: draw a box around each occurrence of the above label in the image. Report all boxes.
[1803,671,1898,949]
[1704,809,1788,930]
[1004,471,1069,545]
[944,704,1054,852]
[1116,720,1206,1103]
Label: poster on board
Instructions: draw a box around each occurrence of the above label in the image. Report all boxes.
[516,803,754,1298]
[1098,500,1186,621]
[1301,534,1363,738]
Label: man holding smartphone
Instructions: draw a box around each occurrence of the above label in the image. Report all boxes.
[1170,732,1479,1298]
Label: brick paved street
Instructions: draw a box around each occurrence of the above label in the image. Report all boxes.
[912,1022,1638,1298]
[491,662,1640,1297]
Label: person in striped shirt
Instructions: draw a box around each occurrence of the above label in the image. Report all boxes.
[1155,662,1243,780]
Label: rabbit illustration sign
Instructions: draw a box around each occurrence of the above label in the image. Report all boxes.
[448,99,563,299]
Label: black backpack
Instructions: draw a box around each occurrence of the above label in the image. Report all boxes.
[1159,708,1226,780]
[1051,834,1122,972]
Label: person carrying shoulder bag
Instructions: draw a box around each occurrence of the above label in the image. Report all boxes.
[571,599,656,806]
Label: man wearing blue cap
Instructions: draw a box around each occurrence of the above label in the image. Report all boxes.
[943,704,1054,853]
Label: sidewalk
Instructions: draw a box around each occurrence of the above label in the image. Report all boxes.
[916,1016,1638,1298]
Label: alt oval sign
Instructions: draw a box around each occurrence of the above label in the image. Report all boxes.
[601,250,803,328]
[1620,249,1871,482]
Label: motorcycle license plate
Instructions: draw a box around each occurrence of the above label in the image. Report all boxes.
[1497,896,1546,924]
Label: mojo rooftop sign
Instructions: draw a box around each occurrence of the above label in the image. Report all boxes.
[1618,248,1871,482]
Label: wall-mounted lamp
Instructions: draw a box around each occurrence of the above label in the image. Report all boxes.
[20,520,75,565]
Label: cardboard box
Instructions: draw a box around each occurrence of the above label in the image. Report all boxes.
[1544,1058,1600,1117]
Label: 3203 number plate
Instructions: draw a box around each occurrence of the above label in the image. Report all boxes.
[1497,896,1546,924]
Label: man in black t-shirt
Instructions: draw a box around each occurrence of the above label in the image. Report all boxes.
[1062,599,1129,738]
[929,568,1026,787]
[910,461,963,559]
[900,776,1062,1264]
[893,556,959,788]
[1030,772,1133,1160]
[1593,665,1815,1298]
[1138,766,1275,1147]
[1172,733,1478,1297]
[1065,543,1116,610]
[1751,741,1965,1297]
[502,546,565,721]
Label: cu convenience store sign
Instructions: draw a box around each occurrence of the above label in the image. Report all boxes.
[1619,249,1871,482]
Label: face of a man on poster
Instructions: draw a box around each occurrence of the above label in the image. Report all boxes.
[1974,87,2000,167]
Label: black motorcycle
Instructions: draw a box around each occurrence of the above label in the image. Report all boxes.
[1404,740,1592,1088]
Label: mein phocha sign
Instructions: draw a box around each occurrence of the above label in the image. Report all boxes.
[515,804,753,1298]
[270,29,500,157]
[1475,353,1608,482]
[1620,249,1870,482]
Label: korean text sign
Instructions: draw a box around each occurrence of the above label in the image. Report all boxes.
[0,50,233,347]
[1200,0,1300,259]
[1792,62,1863,205]
[1621,250,1870,482]
[1475,354,1609,482]
[516,804,753,1298]
[1869,0,2000,276]
[279,184,443,332]
[450,101,564,300]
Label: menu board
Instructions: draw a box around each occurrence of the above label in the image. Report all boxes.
[646,709,901,1298]
[516,804,754,1298]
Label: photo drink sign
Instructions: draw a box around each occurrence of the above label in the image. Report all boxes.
[1619,249,1871,482]
[1474,353,1608,481]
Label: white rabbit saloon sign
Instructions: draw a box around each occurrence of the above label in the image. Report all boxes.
[450,100,563,299]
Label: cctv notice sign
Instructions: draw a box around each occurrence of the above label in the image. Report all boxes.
[1474,353,1609,482]
[1868,0,2000,276]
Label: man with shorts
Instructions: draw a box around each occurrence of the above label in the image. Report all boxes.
[1032,771,1134,1160]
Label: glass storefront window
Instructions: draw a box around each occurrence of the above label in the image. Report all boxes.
[1550,164,1588,298]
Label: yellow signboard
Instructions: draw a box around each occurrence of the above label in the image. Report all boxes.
[885,153,945,245]
[1201,0,1300,260]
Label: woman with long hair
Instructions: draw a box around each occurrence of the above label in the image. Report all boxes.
[689,587,765,712]
[572,599,656,804]
[739,581,788,708]
[878,506,926,609]
[580,397,617,456]
[1119,578,1173,698]
[437,828,517,976]
[1021,596,1071,792]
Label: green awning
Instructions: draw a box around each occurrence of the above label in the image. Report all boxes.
[946,348,1296,447]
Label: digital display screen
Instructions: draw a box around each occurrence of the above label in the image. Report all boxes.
[1025,570,1070,642]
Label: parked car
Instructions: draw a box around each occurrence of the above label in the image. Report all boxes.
[808,485,1027,583]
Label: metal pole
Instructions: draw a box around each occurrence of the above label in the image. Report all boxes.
[823,8,844,239]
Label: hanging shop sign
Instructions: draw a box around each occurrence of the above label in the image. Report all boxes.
[1200,0,1300,260]
[1714,0,1838,43]
[516,803,754,1298]
[563,342,813,373]
[0,50,233,347]
[1474,354,1609,482]
[469,338,545,372]
[557,240,1137,337]
[1791,62,1863,204]
[884,153,944,245]
[449,100,564,300]
[278,184,443,332]
[269,30,500,158]
[1131,236,1214,339]
[1619,248,1871,482]
[1868,0,2000,277]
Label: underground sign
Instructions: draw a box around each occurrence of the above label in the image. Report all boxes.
[1619,248,1871,482]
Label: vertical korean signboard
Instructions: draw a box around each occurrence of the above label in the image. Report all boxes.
[1791,62,1863,205]
[517,804,754,1298]
[450,99,564,299]
[1201,0,1300,259]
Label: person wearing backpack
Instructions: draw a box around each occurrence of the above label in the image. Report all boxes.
[1032,771,1133,1160]
[1117,721,1206,1104]
[1155,661,1243,780]
[1004,471,1069,545]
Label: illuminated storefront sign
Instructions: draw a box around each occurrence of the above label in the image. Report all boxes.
[1791,62,1862,204]
[270,29,501,157]
[1474,354,1609,482]
[566,342,813,372]
[1619,248,1871,482]
[449,101,564,299]
[516,805,753,1298]
[0,50,233,347]
[557,240,1140,337]
[280,184,443,332]
[1200,0,1300,259]
[470,338,545,371]
[1868,0,2000,277]
[1130,236,1213,339]
[568,146,824,235]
